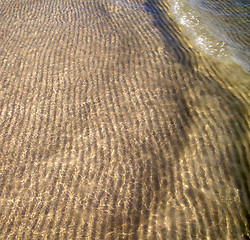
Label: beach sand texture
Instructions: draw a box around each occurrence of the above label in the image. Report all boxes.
[0,0,249,239]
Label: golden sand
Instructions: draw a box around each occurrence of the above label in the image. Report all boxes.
[0,0,249,239]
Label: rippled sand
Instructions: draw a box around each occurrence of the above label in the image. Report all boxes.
[0,0,249,239]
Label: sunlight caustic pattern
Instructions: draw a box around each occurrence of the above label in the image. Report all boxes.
[0,0,249,239]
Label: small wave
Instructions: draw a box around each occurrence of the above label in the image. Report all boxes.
[169,0,250,73]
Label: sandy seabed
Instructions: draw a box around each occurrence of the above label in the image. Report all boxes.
[0,0,249,239]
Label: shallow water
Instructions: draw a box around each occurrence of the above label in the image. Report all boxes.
[0,0,249,239]
[168,0,250,73]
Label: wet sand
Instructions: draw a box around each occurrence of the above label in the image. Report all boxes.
[0,0,249,239]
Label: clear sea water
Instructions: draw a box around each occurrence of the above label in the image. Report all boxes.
[0,0,249,238]
[168,0,250,73]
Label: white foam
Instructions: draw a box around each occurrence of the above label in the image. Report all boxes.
[168,0,250,73]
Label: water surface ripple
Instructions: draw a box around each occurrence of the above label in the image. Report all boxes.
[0,0,249,239]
